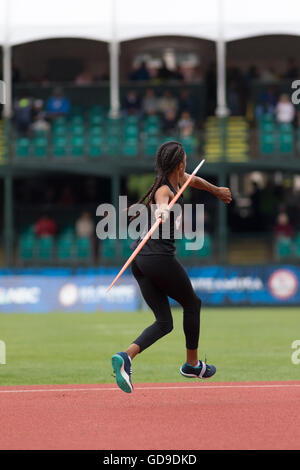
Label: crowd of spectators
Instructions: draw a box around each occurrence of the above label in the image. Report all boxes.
[256,89,297,124]
[122,88,196,136]
[13,87,71,136]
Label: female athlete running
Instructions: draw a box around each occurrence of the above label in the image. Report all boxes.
[112,141,231,393]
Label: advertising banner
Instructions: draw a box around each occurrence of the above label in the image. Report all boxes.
[0,274,138,313]
[0,265,299,312]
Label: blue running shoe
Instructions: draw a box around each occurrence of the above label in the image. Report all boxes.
[111,352,133,393]
[180,360,216,379]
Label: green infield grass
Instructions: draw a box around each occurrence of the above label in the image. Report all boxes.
[0,308,299,386]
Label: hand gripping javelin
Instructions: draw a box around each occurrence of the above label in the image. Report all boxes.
[106,159,205,292]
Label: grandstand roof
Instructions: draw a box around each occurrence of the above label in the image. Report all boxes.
[1,0,300,45]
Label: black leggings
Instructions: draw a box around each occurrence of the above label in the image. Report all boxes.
[131,254,201,352]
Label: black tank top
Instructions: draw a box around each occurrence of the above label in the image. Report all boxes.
[130,179,184,256]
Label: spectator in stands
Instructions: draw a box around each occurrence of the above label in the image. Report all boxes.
[260,65,278,83]
[157,61,173,81]
[14,96,33,135]
[275,93,295,123]
[284,58,299,79]
[142,89,159,115]
[45,87,71,118]
[31,113,50,133]
[35,214,57,238]
[31,98,50,133]
[158,90,178,116]
[178,89,194,115]
[75,68,93,85]
[162,109,177,134]
[274,212,294,239]
[123,90,141,115]
[76,212,94,238]
[172,65,184,81]
[256,86,278,118]
[130,61,150,81]
[177,111,194,137]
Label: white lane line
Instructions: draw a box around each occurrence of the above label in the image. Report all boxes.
[0,383,300,394]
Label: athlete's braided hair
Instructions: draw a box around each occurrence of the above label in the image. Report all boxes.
[128,141,185,220]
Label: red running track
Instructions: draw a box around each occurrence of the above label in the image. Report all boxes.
[1,381,300,450]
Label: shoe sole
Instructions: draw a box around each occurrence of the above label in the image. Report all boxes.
[111,354,133,393]
[179,367,216,379]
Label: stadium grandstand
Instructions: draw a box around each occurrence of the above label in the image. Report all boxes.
[1,0,300,453]
[0,0,300,295]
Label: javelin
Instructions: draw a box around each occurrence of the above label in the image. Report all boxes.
[106,159,205,292]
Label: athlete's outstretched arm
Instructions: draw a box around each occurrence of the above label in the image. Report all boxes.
[181,172,232,204]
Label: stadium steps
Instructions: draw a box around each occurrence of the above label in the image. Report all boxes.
[204,116,249,162]
[228,237,272,264]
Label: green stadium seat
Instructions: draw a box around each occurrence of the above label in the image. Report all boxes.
[61,226,75,237]
[37,236,54,260]
[294,234,300,258]
[53,136,67,157]
[177,238,193,258]
[145,115,160,126]
[279,131,294,154]
[33,128,48,138]
[19,234,36,261]
[16,137,30,157]
[33,136,48,157]
[70,115,84,125]
[121,238,132,258]
[260,113,274,123]
[123,138,138,157]
[145,123,160,136]
[90,126,103,136]
[259,122,275,133]
[259,132,276,154]
[101,238,118,260]
[89,105,103,116]
[89,135,103,157]
[53,125,68,137]
[125,124,139,138]
[76,237,92,260]
[177,234,212,259]
[57,235,74,261]
[107,120,123,137]
[278,123,293,133]
[71,136,85,156]
[276,237,293,258]
[125,115,139,125]
[90,115,104,126]
[196,234,212,258]
[180,136,195,154]
[70,124,84,136]
[53,116,67,127]
[106,135,120,156]
[144,136,160,156]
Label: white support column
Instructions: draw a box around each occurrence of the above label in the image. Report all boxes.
[3,45,12,118]
[109,0,120,118]
[215,0,229,117]
[3,0,12,118]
